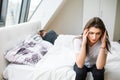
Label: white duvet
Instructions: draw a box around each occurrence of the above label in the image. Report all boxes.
[3,35,120,80]
[33,35,76,80]
[32,35,120,80]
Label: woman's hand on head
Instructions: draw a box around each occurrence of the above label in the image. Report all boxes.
[101,31,106,47]
[82,29,89,44]
[101,31,106,43]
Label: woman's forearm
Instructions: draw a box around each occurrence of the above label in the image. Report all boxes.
[76,43,86,68]
[96,46,107,69]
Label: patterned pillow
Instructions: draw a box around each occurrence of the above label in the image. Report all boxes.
[5,34,53,65]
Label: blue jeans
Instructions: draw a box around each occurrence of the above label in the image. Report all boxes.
[74,63,105,80]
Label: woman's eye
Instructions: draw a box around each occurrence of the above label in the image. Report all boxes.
[96,33,101,35]
[89,32,94,34]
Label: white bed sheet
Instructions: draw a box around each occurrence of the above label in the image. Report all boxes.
[33,35,120,80]
[3,64,35,80]
[3,35,120,80]
[32,35,76,80]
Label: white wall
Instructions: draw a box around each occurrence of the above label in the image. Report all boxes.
[114,0,120,41]
[83,0,100,28]
[83,0,117,41]
[46,0,83,35]
[30,0,66,29]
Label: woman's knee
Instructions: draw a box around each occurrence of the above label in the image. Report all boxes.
[92,65,105,80]
[74,63,88,80]
[74,63,87,75]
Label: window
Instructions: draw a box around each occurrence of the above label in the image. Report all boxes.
[0,0,43,26]
[5,0,22,26]
[0,0,7,27]
[27,0,42,21]
[0,0,3,20]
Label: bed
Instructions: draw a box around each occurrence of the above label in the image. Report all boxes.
[3,34,120,80]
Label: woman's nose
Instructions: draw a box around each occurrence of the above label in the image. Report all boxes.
[92,34,96,39]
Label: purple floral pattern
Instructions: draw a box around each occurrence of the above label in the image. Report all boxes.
[5,34,53,65]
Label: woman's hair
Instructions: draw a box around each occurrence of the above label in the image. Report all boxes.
[84,17,111,53]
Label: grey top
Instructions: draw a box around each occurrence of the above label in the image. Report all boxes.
[43,30,58,44]
[74,38,102,68]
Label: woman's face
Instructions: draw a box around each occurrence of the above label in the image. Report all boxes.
[87,27,102,46]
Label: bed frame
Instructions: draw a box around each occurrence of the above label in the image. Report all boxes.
[0,21,41,79]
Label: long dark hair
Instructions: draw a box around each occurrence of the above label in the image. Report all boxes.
[84,17,111,53]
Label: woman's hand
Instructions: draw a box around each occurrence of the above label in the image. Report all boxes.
[101,31,107,48]
[82,29,89,45]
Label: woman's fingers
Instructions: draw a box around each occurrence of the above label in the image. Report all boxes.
[86,30,89,36]
[83,29,88,36]
[101,31,106,43]
[82,29,89,44]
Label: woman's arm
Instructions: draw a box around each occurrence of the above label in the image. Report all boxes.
[75,41,87,68]
[96,47,107,69]
[74,29,89,68]
[96,31,107,69]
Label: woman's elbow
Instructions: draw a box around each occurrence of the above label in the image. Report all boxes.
[96,64,105,70]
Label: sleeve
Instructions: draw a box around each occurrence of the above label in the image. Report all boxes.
[73,38,82,54]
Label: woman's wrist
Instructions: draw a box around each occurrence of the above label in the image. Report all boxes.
[100,46,106,49]
[101,42,106,48]
[100,46,107,54]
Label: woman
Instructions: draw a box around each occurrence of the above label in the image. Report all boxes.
[73,17,111,80]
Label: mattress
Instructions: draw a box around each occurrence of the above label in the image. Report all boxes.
[3,63,35,80]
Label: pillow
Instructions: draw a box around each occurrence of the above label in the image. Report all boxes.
[5,34,53,65]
